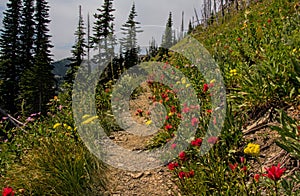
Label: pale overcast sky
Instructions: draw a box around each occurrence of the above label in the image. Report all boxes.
[0,0,202,61]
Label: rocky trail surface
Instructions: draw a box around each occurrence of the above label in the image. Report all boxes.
[104,84,180,196]
[105,131,180,196]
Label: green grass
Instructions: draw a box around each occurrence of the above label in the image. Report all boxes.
[0,96,107,195]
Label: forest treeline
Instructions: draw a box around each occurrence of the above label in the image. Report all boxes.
[0,0,242,119]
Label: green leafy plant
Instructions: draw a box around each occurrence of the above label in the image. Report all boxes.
[272,110,300,159]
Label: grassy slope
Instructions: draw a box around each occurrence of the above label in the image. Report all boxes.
[164,0,299,195]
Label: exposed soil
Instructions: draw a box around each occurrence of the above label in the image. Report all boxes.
[105,131,180,196]
[104,84,180,196]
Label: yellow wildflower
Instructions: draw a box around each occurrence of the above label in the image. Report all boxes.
[81,116,98,125]
[181,77,186,84]
[53,123,62,129]
[244,143,260,157]
[186,84,191,88]
[145,120,152,125]
[67,126,72,130]
[82,114,91,119]
[229,69,237,76]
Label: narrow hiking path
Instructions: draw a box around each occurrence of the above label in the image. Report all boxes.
[104,83,181,196]
[105,131,180,196]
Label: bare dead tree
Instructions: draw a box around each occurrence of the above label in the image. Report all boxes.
[87,13,91,75]
[235,0,239,11]
[203,0,207,26]
[220,0,224,20]
[194,7,200,26]
[0,107,27,133]
[214,0,218,24]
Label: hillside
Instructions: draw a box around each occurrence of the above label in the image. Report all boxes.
[0,0,299,195]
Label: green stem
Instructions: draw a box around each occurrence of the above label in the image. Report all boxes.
[256,156,263,174]
[274,180,278,196]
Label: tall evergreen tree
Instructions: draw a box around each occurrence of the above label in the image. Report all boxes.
[161,12,173,49]
[65,5,86,86]
[0,0,22,114]
[120,3,143,68]
[92,0,115,61]
[19,0,35,73]
[17,0,35,111]
[19,0,54,114]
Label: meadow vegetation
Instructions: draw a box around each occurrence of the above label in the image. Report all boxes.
[1,0,299,195]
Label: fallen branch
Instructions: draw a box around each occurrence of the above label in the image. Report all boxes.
[242,108,276,135]
[0,107,27,133]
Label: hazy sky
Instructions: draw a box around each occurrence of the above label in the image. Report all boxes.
[0,0,202,61]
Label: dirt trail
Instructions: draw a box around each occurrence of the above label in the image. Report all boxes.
[105,131,180,196]
[104,84,180,196]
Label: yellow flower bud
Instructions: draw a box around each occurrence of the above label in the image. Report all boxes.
[53,123,61,129]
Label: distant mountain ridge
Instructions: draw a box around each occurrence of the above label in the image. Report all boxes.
[51,57,72,92]
[52,57,72,77]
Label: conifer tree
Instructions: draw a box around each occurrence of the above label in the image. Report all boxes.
[65,5,86,86]
[19,0,54,114]
[19,0,35,73]
[0,0,22,114]
[120,3,143,68]
[17,0,36,111]
[187,20,194,34]
[149,37,158,58]
[161,12,173,49]
[92,0,115,61]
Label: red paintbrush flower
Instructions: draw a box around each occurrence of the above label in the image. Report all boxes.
[186,170,195,178]
[191,117,199,126]
[229,163,238,171]
[178,171,185,179]
[179,151,186,161]
[208,136,218,144]
[263,163,286,181]
[2,187,14,196]
[254,174,260,182]
[203,83,209,93]
[165,124,173,130]
[167,162,179,170]
[241,166,247,172]
[191,138,202,147]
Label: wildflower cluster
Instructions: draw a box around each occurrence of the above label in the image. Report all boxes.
[244,143,260,157]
